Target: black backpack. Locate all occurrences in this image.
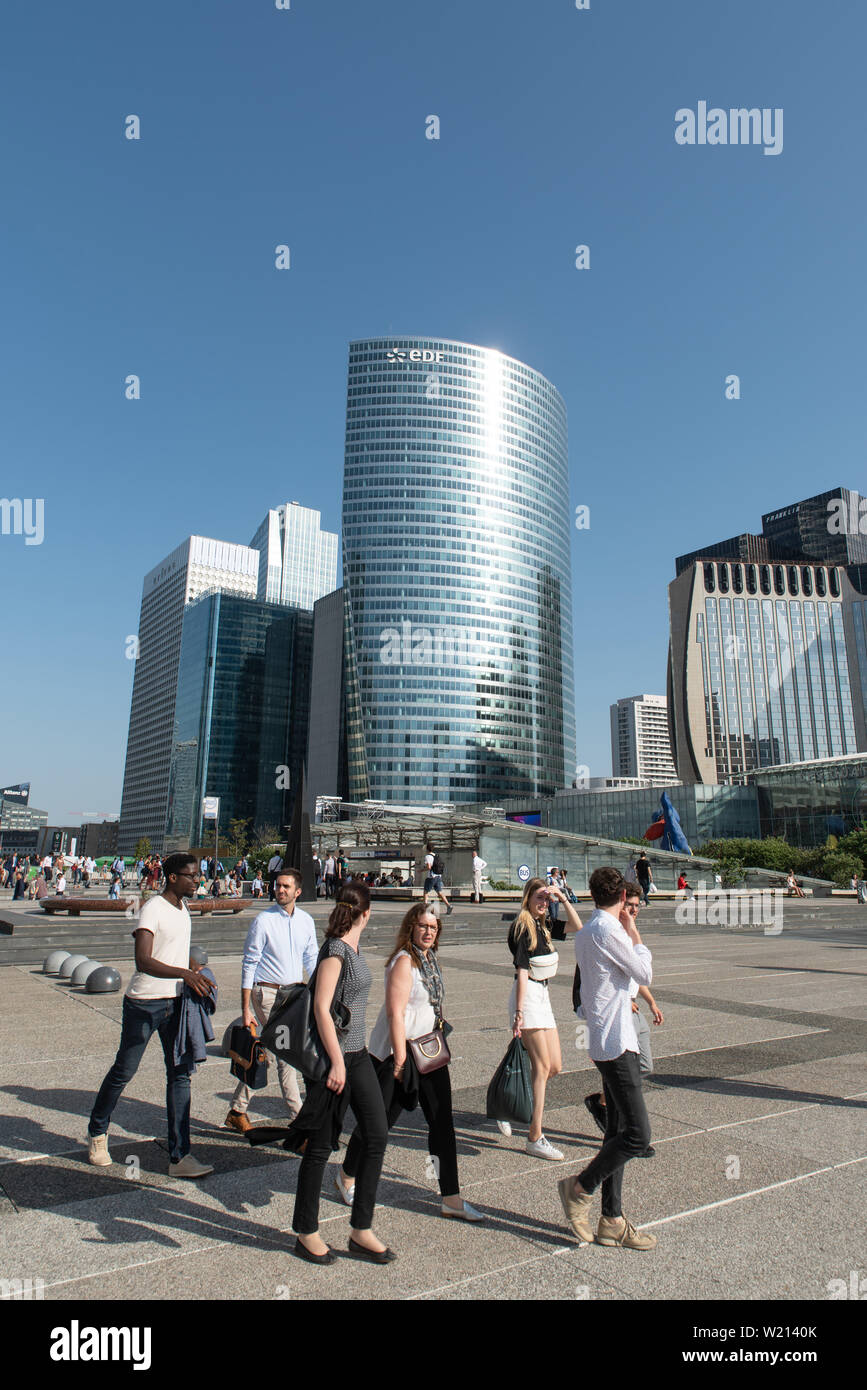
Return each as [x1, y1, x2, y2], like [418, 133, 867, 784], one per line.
[431, 852, 445, 876]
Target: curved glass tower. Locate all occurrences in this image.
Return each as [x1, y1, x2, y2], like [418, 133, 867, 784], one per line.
[342, 336, 576, 804]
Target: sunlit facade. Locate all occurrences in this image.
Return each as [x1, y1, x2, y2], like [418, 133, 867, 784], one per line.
[342, 337, 576, 804]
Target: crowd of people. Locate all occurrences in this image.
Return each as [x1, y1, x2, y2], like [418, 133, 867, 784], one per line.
[83, 848, 670, 1262]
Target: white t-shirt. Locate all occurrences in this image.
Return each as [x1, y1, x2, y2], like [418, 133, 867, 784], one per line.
[424, 854, 434, 870]
[126, 895, 191, 1000]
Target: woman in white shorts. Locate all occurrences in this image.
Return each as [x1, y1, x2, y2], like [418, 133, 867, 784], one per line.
[500, 877, 582, 1160]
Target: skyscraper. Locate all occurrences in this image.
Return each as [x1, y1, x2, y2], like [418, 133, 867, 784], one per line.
[118, 537, 259, 853]
[667, 487, 867, 785]
[164, 593, 313, 850]
[610, 695, 678, 784]
[341, 336, 576, 804]
[249, 502, 338, 611]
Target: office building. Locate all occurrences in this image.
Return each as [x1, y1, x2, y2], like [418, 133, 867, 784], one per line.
[610, 695, 678, 784]
[341, 336, 576, 805]
[164, 593, 313, 850]
[249, 502, 338, 611]
[118, 537, 260, 853]
[306, 588, 350, 810]
[668, 487, 867, 785]
[0, 783, 48, 854]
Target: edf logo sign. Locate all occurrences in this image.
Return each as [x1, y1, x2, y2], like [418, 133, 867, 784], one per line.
[386, 348, 443, 363]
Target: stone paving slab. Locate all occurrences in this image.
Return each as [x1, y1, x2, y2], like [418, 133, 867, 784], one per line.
[1, 921, 865, 1305]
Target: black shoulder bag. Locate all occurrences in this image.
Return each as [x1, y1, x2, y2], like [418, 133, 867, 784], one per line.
[260, 943, 350, 1082]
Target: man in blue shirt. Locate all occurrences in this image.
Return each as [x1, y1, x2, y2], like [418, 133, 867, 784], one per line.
[225, 867, 319, 1134]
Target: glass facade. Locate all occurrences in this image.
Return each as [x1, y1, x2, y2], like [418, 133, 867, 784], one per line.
[753, 754, 867, 845]
[697, 567, 856, 780]
[342, 337, 575, 804]
[165, 593, 312, 848]
[500, 783, 761, 847]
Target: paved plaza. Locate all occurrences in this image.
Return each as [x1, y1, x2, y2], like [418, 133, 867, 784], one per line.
[1, 900, 865, 1303]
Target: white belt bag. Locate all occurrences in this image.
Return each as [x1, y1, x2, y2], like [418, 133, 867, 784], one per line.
[528, 951, 559, 982]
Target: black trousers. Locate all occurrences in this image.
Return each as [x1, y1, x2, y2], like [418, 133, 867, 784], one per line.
[576, 1050, 651, 1218]
[292, 1049, 387, 1236]
[343, 1059, 460, 1198]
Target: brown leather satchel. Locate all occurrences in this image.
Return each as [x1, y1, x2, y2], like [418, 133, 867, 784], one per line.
[407, 1021, 451, 1075]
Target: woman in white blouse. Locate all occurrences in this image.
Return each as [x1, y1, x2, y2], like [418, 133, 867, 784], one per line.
[336, 903, 482, 1222]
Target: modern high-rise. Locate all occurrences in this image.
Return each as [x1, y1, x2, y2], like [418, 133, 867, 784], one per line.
[164, 593, 313, 850]
[610, 695, 678, 784]
[118, 537, 259, 853]
[667, 487, 867, 785]
[249, 502, 338, 611]
[341, 336, 576, 804]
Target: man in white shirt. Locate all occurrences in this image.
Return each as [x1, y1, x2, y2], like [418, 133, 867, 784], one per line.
[87, 852, 215, 1179]
[558, 866, 657, 1251]
[471, 847, 487, 903]
[267, 851, 283, 901]
[225, 867, 319, 1134]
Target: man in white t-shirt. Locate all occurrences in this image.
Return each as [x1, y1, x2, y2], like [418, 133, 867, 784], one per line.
[87, 852, 216, 1178]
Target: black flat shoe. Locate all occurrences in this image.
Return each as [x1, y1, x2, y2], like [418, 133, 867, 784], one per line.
[639, 1146, 656, 1158]
[584, 1093, 607, 1135]
[348, 1237, 397, 1264]
[294, 1238, 335, 1265]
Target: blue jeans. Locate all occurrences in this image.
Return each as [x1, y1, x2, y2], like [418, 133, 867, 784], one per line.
[577, 1050, 651, 1218]
[89, 995, 192, 1163]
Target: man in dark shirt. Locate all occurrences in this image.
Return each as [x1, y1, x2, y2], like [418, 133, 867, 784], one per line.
[635, 852, 653, 905]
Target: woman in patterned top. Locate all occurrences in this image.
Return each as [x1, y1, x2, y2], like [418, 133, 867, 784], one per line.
[291, 883, 393, 1266]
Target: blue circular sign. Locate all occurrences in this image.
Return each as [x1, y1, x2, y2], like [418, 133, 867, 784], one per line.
[517, 864, 531, 882]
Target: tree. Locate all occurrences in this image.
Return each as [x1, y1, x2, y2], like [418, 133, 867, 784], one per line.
[133, 838, 152, 861]
[819, 851, 862, 889]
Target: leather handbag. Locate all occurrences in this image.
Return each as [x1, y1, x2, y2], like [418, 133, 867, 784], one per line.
[259, 948, 349, 1082]
[407, 1020, 451, 1075]
[229, 1023, 269, 1090]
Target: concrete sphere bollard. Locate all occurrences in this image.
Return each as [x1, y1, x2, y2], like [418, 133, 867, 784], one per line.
[189, 946, 209, 967]
[221, 1016, 245, 1056]
[59, 954, 90, 979]
[43, 950, 71, 974]
[86, 967, 121, 994]
[71, 959, 102, 986]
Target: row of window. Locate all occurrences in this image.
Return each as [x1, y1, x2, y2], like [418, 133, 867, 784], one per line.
[703, 561, 841, 599]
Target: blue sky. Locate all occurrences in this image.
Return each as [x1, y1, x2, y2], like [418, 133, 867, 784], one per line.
[2, 0, 865, 822]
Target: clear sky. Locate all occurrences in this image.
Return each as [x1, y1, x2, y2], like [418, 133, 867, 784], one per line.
[2, 1, 865, 822]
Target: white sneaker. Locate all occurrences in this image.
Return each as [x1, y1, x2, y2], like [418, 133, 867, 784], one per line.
[87, 1134, 111, 1167]
[169, 1154, 214, 1179]
[525, 1135, 564, 1161]
[496, 1120, 512, 1137]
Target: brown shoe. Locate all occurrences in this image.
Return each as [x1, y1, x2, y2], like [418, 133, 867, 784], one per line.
[557, 1177, 594, 1244]
[224, 1109, 252, 1134]
[595, 1214, 657, 1250]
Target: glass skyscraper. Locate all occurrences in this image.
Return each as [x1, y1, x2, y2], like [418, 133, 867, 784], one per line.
[164, 593, 313, 849]
[248, 502, 338, 611]
[341, 336, 576, 804]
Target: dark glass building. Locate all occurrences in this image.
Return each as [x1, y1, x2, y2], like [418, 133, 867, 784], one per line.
[164, 593, 312, 849]
[341, 337, 576, 804]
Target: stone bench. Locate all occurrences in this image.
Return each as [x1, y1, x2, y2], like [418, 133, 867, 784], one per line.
[40, 897, 245, 917]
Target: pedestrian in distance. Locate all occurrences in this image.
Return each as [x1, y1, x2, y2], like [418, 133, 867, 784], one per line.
[635, 852, 653, 905]
[500, 876, 582, 1160]
[558, 867, 657, 1251]
[471, 846, 487, 903]
[87, 852, 215, 1179]
[423, 845, 452, 914]
[336, 902, 482, 1222]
